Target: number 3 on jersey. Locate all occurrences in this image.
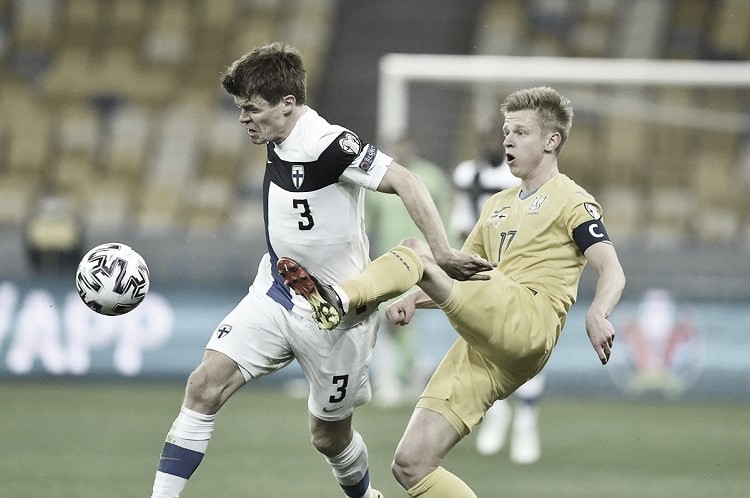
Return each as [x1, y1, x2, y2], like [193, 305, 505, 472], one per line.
[293, 199, 314, 230]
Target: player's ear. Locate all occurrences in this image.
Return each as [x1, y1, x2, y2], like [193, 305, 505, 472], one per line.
[544, 132, 561, 152]
[282, 95, 296, 114]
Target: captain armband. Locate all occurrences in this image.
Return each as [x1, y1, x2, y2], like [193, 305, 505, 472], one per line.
[572, 219, 611, 253]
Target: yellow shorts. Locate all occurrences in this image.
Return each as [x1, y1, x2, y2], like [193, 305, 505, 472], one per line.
[417, 270, 561, 436]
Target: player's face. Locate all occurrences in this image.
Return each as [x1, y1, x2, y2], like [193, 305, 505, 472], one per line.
[502, 110, 551, 178]
[234, 95, 291, 144]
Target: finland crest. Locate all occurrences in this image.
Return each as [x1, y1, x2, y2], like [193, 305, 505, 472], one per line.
[291, 165, 305, 189]
[216, 324, 232, 338]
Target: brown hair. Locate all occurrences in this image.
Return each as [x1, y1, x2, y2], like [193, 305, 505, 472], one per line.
[220, 42, 306, 105]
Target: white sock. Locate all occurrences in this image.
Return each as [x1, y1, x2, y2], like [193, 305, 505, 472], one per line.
[333, 284, 350, 313]
[151, 406, 216, 498]
[325, 431, 372, 498]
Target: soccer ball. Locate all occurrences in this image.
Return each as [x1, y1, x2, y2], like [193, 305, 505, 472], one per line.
[75, 242, 150, 316]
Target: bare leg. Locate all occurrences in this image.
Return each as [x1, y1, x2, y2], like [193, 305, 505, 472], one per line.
[309, 413, 354, 457]
[184, 350, 247, 413]
[392, 407, 461, 489]
[311, 414, 377, 498]
[151, 351, 246, 498]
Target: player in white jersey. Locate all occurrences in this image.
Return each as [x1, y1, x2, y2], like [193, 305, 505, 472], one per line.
[150, 42, 492, 498]
[451, 125, 521, 240]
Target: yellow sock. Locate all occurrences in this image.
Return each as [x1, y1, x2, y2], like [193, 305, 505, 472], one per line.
[406, 466, 476, 498]
[341, 246, 423, 310]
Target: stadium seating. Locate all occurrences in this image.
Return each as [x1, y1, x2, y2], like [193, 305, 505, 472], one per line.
[0, 0, 337, 240]
[0, 0, 748, 255]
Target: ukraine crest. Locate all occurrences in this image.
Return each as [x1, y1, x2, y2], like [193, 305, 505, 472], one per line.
[528, 195, 547, 213]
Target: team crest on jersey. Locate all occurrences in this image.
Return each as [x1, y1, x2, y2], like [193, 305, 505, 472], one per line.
[584, 202, 602, 220]
[338, 132, 361, 155]
[291, 165, 305, 189]
[216, 324, 232, 338]
[527, 195, 547, 213]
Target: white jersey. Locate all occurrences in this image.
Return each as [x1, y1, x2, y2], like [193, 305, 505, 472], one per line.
[206, 106, 390, 419]
[451, 158, 521, 238]
[252, 107, 391, 325]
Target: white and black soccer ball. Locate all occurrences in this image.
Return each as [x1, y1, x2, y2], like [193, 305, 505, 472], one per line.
[75, 242, 150, 316]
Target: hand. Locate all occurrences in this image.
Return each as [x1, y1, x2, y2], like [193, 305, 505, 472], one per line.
[385, 297, 416, 326]
[435, 249, 495, 281]
[585, 312, 616, 365]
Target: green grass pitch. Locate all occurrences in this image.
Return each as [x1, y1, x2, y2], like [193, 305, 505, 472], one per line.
[1, 380, 747, 497]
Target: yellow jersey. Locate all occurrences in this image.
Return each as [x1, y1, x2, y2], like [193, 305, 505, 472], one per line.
[462, 173, 608, 322]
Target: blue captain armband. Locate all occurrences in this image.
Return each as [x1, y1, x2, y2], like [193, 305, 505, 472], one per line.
[572, 219, 610, 253]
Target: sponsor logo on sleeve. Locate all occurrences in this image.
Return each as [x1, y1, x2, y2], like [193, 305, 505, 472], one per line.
[359, 144, 377, 172]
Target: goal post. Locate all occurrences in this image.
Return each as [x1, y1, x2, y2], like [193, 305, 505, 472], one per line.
[377, 54, 750, 145]
[376, 53, 750, 259]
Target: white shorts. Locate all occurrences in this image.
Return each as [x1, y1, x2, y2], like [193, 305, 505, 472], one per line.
[206, 284, 380, 421]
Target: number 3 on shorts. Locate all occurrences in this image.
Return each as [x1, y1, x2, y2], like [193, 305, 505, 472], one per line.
[329, 374, 349, 403]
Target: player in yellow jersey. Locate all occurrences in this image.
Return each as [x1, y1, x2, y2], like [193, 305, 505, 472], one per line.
[279, 86, 626, 497]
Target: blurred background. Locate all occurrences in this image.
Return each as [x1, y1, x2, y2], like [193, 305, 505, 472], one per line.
[0, 0, 749, 402]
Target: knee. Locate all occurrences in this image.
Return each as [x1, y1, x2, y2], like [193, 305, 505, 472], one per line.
[398, 237, 432, 261]
[391, 445, 422, 489]
[310, 424, 351, 457]
[400, 237, 424, 252]
[184, 366, 223, 413]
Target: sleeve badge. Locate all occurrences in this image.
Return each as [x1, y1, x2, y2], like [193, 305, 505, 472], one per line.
[338, 132, 361, 155]
[584, 202, 602, 220]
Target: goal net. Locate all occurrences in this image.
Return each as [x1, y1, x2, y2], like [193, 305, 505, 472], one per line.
[377, 54, 750, 249]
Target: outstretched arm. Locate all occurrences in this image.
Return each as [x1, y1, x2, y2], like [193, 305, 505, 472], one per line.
[377, 161, 493, 280]
[583, 242, 626, 365]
